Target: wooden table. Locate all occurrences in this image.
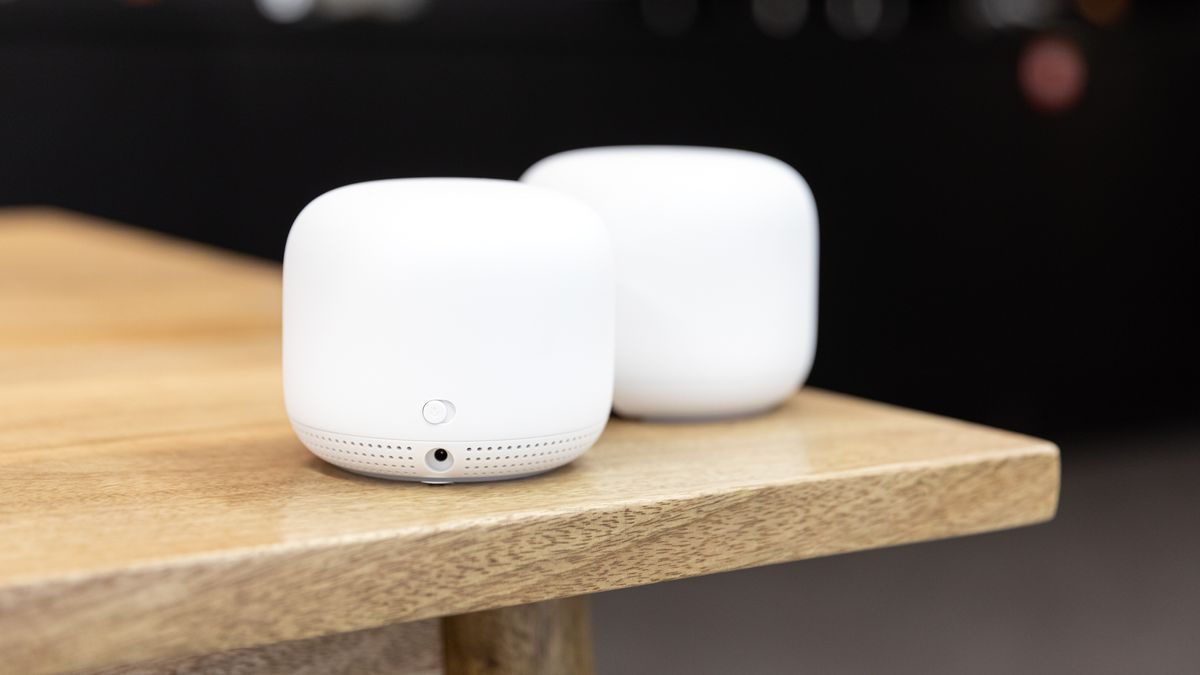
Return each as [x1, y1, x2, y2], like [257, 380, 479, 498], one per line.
[0, 209, 1060, 675]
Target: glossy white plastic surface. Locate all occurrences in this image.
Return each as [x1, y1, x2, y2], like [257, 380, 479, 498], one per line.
[283, 178, 615, 481]
[523, 147, 818, 420]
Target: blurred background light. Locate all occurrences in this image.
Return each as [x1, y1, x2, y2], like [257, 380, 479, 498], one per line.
[826, 0, 906, 40]
[826, 0, 883, 40]
[753, 0, 809, 39]
[255, 0, 430, 23]
[971, 0, 1062, 30]
[1075, 0, 1128, 27]
[256, 0, 315, 23]
[1019, 35, 1087, 113]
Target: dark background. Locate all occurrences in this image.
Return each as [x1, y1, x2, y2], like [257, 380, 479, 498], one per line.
[3, 0, 1197, 440]
[4, 3, 1199, 673]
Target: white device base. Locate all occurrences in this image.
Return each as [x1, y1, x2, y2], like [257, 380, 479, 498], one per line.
[291, 420, 605, 483]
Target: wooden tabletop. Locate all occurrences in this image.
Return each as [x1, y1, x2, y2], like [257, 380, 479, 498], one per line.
[0, 209, 1060, 674]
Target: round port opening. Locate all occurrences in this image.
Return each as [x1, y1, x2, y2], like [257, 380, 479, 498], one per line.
[425, 448, 453, 472]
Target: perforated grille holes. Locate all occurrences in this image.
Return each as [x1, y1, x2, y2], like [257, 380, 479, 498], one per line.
[291, 422, 605, 481]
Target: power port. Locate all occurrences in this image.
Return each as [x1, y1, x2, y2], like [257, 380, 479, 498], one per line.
[425, 448, 453, 472]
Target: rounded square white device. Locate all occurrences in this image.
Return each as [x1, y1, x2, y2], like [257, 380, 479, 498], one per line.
[523, 146, 818, 420]
[283, 178, 615, 483]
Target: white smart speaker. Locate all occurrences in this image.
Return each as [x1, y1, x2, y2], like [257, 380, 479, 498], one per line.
[283, 178, 615, 483]
[522, 146, 818, 420]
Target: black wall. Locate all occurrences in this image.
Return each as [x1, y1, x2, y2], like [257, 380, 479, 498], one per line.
[3, 1, 1197, 439]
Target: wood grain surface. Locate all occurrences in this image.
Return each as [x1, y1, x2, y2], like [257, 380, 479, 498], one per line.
[443, 597, 594, 675]
[87, 620, 441, 675]
[0, 209, 1060, 674]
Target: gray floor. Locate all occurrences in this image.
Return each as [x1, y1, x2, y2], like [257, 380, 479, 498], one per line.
[592, 422, 1200, 674]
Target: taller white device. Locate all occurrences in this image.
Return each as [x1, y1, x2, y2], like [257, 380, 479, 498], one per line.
[523, 146, 818, 420]
[283, 178, 614, 483]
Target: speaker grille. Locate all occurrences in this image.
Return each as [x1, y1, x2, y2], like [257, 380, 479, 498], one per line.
[291, 421, 605, 482]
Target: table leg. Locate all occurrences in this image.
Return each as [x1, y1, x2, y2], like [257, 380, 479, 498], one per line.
[442, 596, 595, 675]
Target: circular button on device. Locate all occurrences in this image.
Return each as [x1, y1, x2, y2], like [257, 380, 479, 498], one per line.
[422, 399, 455, 424]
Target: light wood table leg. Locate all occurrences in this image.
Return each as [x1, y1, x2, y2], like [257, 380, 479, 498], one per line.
[442, 596, 595, 675]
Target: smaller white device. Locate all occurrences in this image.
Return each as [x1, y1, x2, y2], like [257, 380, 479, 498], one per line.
[283, 178, 615, 482]
[523, 146, 818, 420]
